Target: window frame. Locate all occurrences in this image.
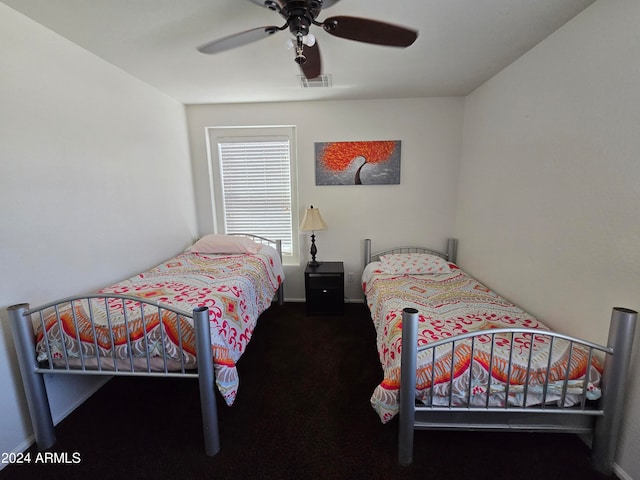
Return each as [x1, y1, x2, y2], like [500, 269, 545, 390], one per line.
[206, 125, 299, 265]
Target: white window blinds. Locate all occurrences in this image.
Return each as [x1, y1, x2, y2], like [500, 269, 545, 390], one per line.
[217, 138, 293, 255]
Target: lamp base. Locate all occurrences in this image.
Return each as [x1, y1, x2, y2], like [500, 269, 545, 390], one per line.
[308, 233, 320, 268]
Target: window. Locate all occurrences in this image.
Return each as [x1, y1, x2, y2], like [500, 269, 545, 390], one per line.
[207, 126, 298, 262]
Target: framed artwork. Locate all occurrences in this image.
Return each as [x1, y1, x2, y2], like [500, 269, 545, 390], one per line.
[315, 140, 401, 185]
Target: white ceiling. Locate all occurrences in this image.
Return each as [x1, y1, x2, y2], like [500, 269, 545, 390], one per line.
[2, 0, 596, 105]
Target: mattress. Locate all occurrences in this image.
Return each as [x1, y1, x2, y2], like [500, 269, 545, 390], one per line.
[34, 244, 284, 406]
[362, 260, 603, 423]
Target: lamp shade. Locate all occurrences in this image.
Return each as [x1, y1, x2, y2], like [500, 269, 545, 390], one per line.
[299, 205, 328, 232]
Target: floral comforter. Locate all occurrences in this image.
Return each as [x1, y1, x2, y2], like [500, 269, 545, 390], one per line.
[362, 262, 602, 423]
[35, 245, 284, 406]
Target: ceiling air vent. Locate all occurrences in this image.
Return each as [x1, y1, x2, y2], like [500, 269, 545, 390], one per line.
[299, 74, 332, 88]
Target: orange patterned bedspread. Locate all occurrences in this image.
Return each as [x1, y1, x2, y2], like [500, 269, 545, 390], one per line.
[35, 247, 284, 406]
[362, 262, 602, 423]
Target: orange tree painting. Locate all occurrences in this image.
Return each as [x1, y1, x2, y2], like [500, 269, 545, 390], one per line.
[315, 140, 401, 185]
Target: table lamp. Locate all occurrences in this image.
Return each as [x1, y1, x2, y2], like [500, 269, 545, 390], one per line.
[299, 205, 328, 267]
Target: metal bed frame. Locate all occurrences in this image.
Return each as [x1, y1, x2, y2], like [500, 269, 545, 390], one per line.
[363, 238, 636, 475]
[7, 234, 284, 457]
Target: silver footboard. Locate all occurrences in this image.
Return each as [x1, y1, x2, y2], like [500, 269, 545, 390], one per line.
[398, 307, 637, 475]
[8, 296, 220, 457]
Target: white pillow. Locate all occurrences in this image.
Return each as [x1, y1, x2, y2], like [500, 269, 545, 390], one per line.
[379, 253, 451, 275]
[190, 234, 261, 254]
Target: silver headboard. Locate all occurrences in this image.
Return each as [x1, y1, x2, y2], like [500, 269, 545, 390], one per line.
[364, 238, 458, 266]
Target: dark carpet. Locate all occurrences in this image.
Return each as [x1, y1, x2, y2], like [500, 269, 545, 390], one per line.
[2, 302, 617, 480]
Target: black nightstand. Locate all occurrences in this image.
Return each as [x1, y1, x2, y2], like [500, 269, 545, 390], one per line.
[304, 262, 344, 316]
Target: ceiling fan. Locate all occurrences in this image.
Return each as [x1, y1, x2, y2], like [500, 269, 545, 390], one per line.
[197, 0, 418, 80]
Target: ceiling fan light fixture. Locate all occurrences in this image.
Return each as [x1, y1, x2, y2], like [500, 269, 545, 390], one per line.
[304, 33, 316, 47]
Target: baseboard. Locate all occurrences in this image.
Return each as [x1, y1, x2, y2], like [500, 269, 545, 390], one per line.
[0, 435, 34, 472]
[613, 462, 631, 480]
[283, 297, 365, 304]
[345, 298, 365, 304]
[0, 376, 111, 471]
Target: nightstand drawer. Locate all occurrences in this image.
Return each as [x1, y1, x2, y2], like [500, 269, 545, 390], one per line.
[307, 286, 341, 301]
[308, 273, 342, 290]
[306, 290, 343, 315]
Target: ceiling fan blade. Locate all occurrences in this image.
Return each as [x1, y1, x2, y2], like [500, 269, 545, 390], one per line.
[299, 42, 322, 79]
[197, 26, 281, 54]
[322, 16, 418, 47]
[319, 0, 341, 8]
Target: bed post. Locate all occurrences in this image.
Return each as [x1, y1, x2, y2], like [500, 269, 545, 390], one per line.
[192, 306, 221, 456]
[364, 238, 372, 266]
[447, 238, 458, 264]
[591, 307, 637, 474]
[275, 240, 284, 305]
[398, 307, 419, 466]
[7, 304, 56, 450]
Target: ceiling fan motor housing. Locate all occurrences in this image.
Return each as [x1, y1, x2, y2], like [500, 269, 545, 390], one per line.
[290, 15, 312, 36]
[281, 1, 321, 36]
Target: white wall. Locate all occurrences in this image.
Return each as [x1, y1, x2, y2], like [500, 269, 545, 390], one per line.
[457, 1, 640, 477]
[0, 4, 197, 462]
[186, 97, 464, 301]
